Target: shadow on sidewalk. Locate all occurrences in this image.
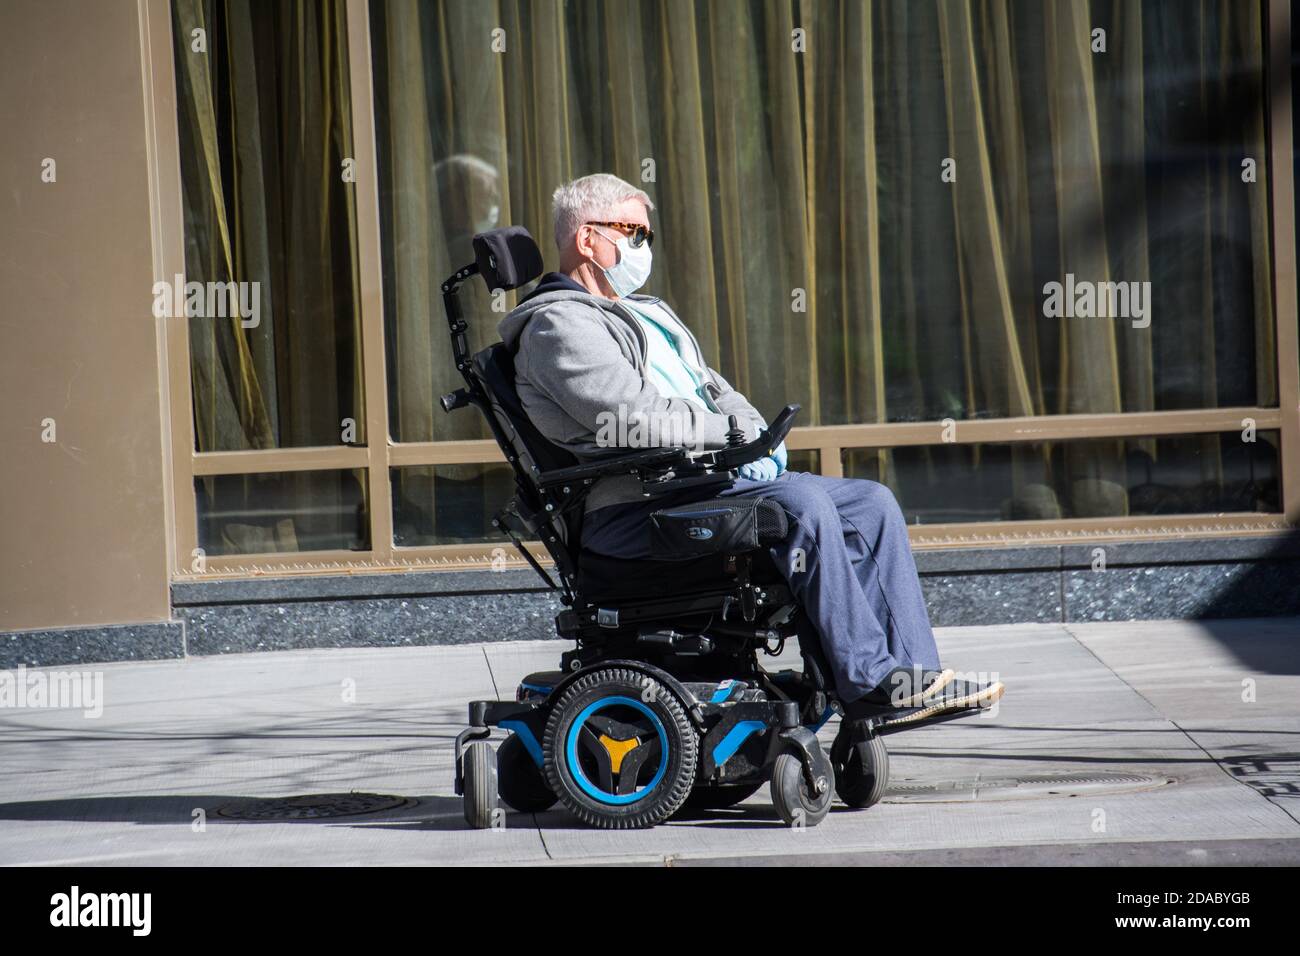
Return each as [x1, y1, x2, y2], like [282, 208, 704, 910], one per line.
[1187, 528, 1300, 676]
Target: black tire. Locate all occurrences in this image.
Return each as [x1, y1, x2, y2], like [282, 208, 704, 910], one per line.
[770, 751, 833, 828]
[543, 667, 697, 829]
[462, 740, 498, 829]
[683, 780, 764, 811]
[831, 725, 890, 809]
[497, 732, 557, 813]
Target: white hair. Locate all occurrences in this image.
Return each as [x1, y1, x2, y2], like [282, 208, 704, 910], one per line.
[432, 153, 498, 183]
[551, 173, 654, 252]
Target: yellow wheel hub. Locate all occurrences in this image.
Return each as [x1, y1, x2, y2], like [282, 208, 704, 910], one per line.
[597, 733, 641, 774]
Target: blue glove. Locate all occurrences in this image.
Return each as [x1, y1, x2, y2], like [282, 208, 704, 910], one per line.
[771, 440, 788, 476]
[738, 456, 779, 482]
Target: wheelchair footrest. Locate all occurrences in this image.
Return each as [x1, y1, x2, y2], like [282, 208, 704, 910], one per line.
[467, 699, 540, 728]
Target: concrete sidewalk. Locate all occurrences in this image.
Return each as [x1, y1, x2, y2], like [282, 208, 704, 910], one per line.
[1, 618, 1298, 866]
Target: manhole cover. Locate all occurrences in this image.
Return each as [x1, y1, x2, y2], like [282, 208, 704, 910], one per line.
[885, 771, 1171, 803]
[215, 793, 416, 820]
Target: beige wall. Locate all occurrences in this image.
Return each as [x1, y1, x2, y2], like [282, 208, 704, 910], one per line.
[0, 0, 172, 630]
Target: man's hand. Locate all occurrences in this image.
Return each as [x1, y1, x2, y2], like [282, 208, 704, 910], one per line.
[739, 456, 777, 481]
[737, 441, 788, 481]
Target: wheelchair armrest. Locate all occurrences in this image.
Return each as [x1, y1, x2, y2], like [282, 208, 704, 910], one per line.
[709, 403, 801, 472]
[535, 446, 690, 489]
[640, 469, 734, 498]
[535, 404, 799, 494]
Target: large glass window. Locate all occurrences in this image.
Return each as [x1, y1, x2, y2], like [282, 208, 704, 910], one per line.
[391, 464, 514, 546]
[165, 0, 1291, 568]
[196, 470, 370, 556]
[843, 432, 1280, 524]
[172, 0, 364, 452]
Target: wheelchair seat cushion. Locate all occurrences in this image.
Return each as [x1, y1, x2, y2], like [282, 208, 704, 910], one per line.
[648, 495, 788, 558]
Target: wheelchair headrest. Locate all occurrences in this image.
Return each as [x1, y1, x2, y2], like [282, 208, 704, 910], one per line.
[472, 226, 544, 291]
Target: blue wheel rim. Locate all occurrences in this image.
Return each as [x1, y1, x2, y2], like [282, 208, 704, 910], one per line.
[564, 695, 669, 805]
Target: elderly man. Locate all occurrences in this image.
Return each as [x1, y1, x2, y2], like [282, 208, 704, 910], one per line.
[498, 173, 1002, 718]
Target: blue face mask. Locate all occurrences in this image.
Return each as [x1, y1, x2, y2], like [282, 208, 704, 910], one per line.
[591, 227, 652, 298]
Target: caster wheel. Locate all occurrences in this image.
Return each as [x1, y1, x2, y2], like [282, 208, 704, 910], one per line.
[498, 732, 557, 813]
[770, 751, 833, 828]
[831, 725, 890, 809]
[682, 780, 764, 811]
[543, 667, 697, 829]
[462, 740, 498, 829]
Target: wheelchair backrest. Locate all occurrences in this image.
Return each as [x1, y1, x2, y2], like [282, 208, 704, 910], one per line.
[473, 342, 576, 476]
[442, 225, 587, 571]
[471, 342, 583, 555]
[463, 225, 582, 558]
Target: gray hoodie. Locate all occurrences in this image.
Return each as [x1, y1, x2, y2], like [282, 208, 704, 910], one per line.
[497, 284, 768, 513]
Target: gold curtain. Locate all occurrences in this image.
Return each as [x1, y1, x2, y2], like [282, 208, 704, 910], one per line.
[373, 0, 1274, 533]
[173, 0, 366, 554]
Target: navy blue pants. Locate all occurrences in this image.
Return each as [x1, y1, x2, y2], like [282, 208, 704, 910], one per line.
[580, 471, 942, 702]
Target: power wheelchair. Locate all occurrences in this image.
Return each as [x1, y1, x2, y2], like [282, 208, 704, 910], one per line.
[447, 227, 965, 829]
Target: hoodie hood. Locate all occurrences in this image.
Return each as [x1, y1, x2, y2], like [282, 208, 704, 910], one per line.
[499, 272, 635, 351]
[521, 270, 587, 303]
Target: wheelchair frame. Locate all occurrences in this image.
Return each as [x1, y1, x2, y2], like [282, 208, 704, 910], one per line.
[443, 227, 945, 829]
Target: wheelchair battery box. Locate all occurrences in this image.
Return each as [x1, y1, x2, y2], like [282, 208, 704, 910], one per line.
[648, 496, 786, 557]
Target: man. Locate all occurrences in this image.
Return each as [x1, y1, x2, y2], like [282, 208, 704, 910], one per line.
[498, 173, 1003, 718]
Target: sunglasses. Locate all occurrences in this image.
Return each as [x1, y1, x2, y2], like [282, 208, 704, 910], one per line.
[586, 220, 655, 248]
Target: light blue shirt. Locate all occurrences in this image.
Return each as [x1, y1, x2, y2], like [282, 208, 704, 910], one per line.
[622, 299, 786, 477]
[622, 300, 719, 413]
